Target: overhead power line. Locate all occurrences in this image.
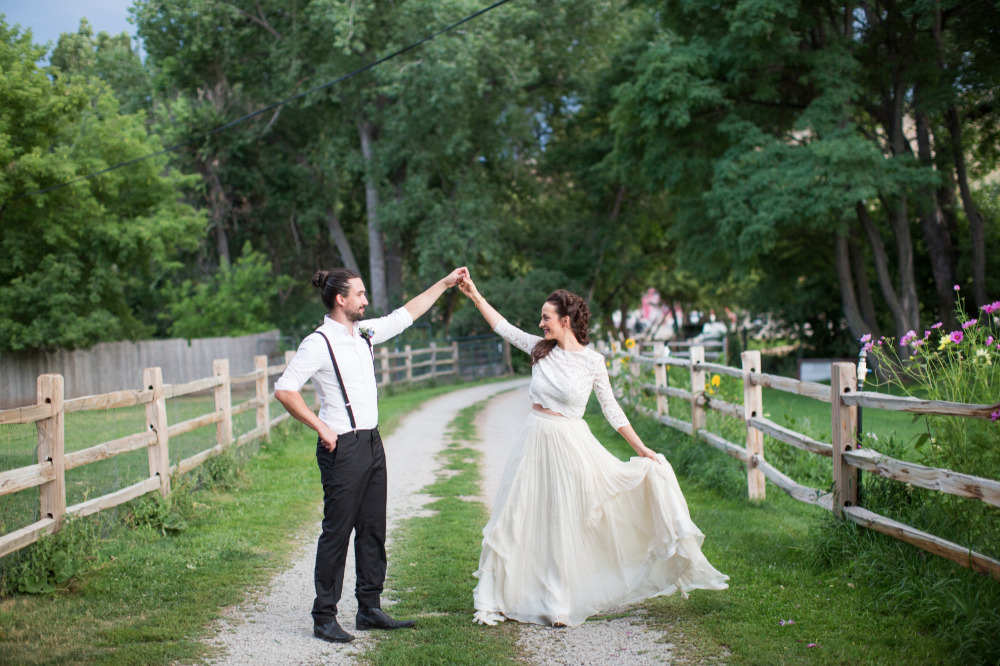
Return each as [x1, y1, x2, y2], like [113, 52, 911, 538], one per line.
[13, 0, 514, 201]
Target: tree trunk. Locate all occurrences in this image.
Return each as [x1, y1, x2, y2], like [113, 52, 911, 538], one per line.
[358, 118, 388, 314]
[206, 164, 231, 267]
[849, 234, 879, 335]
[856, 203, 904, 327]
[946, 105, 987, 307]
[914, 109, 957, 326]
[887, 197, 920, 349]
[834, 233, 872, 340]
[324, 206, 360, 275]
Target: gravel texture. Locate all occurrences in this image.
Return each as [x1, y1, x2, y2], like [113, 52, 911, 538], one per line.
[201, 377, 676, 664]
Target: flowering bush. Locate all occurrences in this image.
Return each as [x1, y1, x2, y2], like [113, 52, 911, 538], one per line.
[862, 291, 1000, 480]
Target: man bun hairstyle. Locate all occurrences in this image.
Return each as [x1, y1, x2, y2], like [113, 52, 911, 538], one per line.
[530, 289, 591, 365]
[313, 268, 361, 311]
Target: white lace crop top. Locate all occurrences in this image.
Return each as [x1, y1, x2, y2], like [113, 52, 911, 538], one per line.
[494, 319, 630, 430]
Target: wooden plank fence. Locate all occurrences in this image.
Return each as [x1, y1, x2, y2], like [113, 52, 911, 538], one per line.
[599, 342, 1000, 581]
[0, 342, 463, 560]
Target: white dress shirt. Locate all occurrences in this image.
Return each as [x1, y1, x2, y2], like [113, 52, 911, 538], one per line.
[274, 308, 413, 434]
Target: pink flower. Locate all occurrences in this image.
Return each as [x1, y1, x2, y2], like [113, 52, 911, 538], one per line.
[954, 284, 961, 291]
[807, 644, 820, 648]
[932, 322, 943, 329]
[988, 336, 994, 345]
[860, 333, 871, 343]
[924, 330, 932, 338]
[982, 301, 1000, 314]
[962, 319, 978, 329]
[950, 331, 964, 344]
[991, 409, 1000, 422]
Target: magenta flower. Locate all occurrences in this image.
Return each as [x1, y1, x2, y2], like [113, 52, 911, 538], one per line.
[992, 409, 1000, 422]
[962, 319, 978, 329]
[950, 331, 964, 344]
[932, 322, 943, 329]
[954, 284, 961, 291]
[982, 301, 1000, 314]
[860, 333, 871, 344]
[988, 336, 994, 346]
[924, 330, 932, 338]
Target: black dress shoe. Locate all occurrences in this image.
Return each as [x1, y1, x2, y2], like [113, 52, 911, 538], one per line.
[356, 606, 416, 630]
[314, 618, 354, 643]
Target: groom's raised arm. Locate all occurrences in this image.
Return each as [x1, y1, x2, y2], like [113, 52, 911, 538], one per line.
[402, 267, 468, 320]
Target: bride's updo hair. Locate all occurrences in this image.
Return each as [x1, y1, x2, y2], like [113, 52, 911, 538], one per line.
[313, 268, 361, 311]
[530, 289, 591, 365]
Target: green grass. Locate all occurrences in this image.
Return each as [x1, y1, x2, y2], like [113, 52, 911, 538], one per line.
[0, 378, 500, 665]
[361, 401, 520, 665]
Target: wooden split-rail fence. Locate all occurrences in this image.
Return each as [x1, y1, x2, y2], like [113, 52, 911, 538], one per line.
[0, 342, 460, 560]
[599, 341, 1000, 581]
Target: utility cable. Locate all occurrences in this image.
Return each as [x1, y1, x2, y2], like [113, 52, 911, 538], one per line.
[12, 0, 514, 201]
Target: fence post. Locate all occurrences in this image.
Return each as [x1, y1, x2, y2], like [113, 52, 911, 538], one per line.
[628, 342, 640, 402]
[741, 351, 765, 501]
[254, 355, 270, 441]
[214, 359, 233, 448]
[831, 361, 859, 517]
[690, 346, 706, 432]
[429, 342, 438, 379]
[405, 344, 413, 382]
[380, 347, 390, 385]
[451, 341, 460, 378]
[36, 374, 65, 527]
[503, 340, 512, 374]
[143, 367, 171, 496]
[653, 341, 668, 417]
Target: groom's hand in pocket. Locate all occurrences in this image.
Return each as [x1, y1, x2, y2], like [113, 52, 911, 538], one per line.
[318, 424, 339, 452]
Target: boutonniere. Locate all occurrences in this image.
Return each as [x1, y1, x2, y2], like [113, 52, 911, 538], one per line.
[359, 325, 374, 342]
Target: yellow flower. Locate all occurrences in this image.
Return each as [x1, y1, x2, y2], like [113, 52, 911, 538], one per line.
[625, 338, 637, 349]
[938, 337, 950, 351]
[711, 375, 721, 388]
[619, 357, 629, 365]
[606, 360, 612, 368]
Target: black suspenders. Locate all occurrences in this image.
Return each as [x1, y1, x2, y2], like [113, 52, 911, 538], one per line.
[316, 330, 374, 433]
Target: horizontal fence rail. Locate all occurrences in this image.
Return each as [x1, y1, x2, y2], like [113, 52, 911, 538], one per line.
[598, 340, 1000, 582]
[0, 340, 495, 560]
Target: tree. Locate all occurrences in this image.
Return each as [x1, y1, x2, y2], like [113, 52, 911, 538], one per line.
[0, 20, 205, 352]
[608, 0, 1000, 348]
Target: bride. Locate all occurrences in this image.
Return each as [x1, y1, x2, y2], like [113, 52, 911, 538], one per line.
[458, 277, 728, 627]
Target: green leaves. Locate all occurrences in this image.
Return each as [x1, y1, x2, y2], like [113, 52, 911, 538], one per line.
[165, 243, 293, 339]
[0, 19, 204, 352]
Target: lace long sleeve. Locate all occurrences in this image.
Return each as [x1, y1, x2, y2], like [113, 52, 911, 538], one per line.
[493, 319, 542, 355]
[592, 357, 630, 430]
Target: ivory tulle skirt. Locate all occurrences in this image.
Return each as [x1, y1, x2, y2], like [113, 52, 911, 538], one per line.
[473, 411, 728, 627]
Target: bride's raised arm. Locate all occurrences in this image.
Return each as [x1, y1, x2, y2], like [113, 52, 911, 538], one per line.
[459, 276, 504, 330]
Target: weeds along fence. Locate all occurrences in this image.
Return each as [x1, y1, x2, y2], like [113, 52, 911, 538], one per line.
[0, 340, 481, 560]
[599, 341, 1000, 582]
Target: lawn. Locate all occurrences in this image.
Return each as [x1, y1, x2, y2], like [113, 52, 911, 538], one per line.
[0, 378, 502, 665]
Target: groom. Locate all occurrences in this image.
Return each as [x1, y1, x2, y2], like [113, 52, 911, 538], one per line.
[275, 265, 468, 643]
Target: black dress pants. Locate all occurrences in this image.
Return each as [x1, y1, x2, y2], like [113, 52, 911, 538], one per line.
[312, 427, 387, 624]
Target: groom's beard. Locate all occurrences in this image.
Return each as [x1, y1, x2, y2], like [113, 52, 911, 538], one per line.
[346, 305, 365, 322]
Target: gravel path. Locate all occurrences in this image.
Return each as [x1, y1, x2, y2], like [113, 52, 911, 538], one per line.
[202, 378, 676, 665]
[474, 387, 676, 665]
[202, 378, 529, 665]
